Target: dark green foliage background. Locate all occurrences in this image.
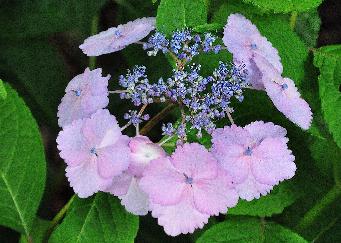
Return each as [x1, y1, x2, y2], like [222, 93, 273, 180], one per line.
[0, 0, 340, 242]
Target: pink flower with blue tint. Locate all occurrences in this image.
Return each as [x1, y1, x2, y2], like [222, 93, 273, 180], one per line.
[211, 121, 296, 201]
[57, 109, 130, 198]
[80, 17, 156, 56]
[140, 143, 238, 236]
[223, 14, 282, 89]
[105, 136, 166, 215]
[57, 68, 110, 127]
[128, 136, 166, 177]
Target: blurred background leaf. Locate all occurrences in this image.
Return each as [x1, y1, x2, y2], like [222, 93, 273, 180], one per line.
[0, 0, 108, 40]
[0, 41, 70, 127]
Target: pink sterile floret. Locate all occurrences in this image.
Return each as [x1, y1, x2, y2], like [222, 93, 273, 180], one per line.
[56, 109, 131, 198]
[80, 17, 156, 56]
[211, 121, 296, 201]
[139, 143, 238, 236]
[254, 56, 313, 130]
[105, 173, 150, 216]
[57, 68, 110, 128]
[223, 13, 282, 89]
[104, 136, 166, 215]
[128, 135, 166, 177]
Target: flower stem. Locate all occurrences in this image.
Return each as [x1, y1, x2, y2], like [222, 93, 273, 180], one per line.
[138, 104, 148, 116]
[121, 122, 131, 131]
[135, 41, 145, 45]
[89, 15, 99, 69]
[226, 111, 235, 125]
[109, 90, 127, 94]
[43, 195, 76, 242]
[140, 104, 176, 135]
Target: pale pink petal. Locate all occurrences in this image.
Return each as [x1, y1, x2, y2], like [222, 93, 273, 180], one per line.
[171, 143, 218, 180]
[251, 138, 296, 185]
[80, 94, 109, 116]
[215, 150, 250, 184]
[234, 175, 273, 201]
[211, 125, 251, 147]
[82, 109, 121, 146]
[128, 136, 166, 177]
[254, 56, 313, 130]
[104, 173, 133, 196]
[80, 17, 156, 56]
[251, 35, 283, 74]
[245, 120, 287, 143]
[150, 191, 210, 236]
[97, 136, 131, 178]
[264, 77, 312, 130]
[223, 13, 259, 61]
[139, 157, 186, 205]
[57, 119, 90, 166]
[66, 161, 112, 198]
[193, 170, 238, 215]
[119, 177, 150, 216]
[211, 126, 251, 183]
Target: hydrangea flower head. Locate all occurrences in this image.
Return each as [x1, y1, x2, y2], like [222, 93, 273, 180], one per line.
[211, 121, 296, 201]
[223, 14, 282, 73]
[140, 143, 238, 236]
[57, 68, 110, 127]
[254, 56, 313, 129]
[57, 109, 131, 198]
[80, 17, 156, 56]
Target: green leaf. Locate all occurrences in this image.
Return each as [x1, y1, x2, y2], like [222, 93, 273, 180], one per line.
[313, 45, 341, 148]
[49, 193, 139, 243]
[0, 40, 69, 126]
[19, 218, 50, 243]
[295, 9, 321, 48]
[197, 217, 308, 243]
[0, 0, 107, 39]
[193, 23, 225, 33]
[229, 182, 298, 217]
[242, 0, 323, 13]
[0, 79, 6, 99]
[308, 136, 341, 179]
[0, 84, 46, 236]
[295, 54, 328, 139]
[212, 2, 308, 85]
[314, 217, 341, 243]
[156, 0, 208, 35]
